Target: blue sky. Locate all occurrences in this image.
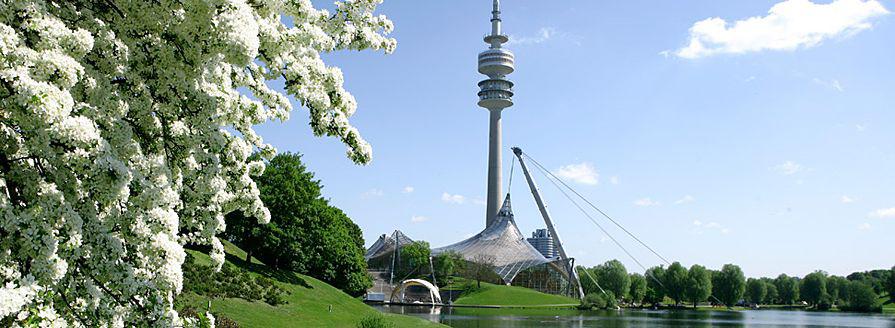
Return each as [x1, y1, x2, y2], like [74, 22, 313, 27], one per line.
[256, 0, 895, 278]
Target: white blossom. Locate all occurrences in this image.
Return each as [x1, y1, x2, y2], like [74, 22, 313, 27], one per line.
[0, 0, 394, 325]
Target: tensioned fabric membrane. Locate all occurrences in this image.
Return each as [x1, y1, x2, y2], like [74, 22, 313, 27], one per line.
[432, 194, 555, 284]
[365, 230, 415, 262]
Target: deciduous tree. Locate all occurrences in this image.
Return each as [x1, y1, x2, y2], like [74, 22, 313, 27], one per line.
[644, 266, 667, 306]
[713, 264, 746, 307]
[398, 241, 431, 278]
[433, 251, 463, 287]
[629, 273, 648, 305]
[746, 278, 767, 305]
[664, 262, 688, 305]
[0, 0, 394, 324]
[801, 271, 828, 306]
[224, 153, 372, 296]
[577, 266, 601, 296]
[763, 279, 779, 305]
[844, 281, 880, 312]
[775, 274, 800, 305]
[827, 275, 849, 305]
[466, 254, 496, 288]
[686, 264, 712, 308]
[594, 259, 630, 301]
[886, 265, 895, 303]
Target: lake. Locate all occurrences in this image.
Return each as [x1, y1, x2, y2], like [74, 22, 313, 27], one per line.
[372, 305, 895, 327]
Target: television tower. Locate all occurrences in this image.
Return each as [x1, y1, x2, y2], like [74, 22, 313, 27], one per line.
[478, 0, 515, 228]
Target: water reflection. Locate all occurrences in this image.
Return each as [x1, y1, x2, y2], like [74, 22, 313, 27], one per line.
[372, 304, 895, 328]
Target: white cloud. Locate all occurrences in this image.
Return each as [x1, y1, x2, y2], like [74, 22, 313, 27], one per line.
[675, 195, 696, 205]
[693, 220, 730, 234]
[554, 162, 599, 185]
[857, 222, 871, 230]
[813, 78, 844, 92]
[633, 198, 660, 207]
[441, 192, 466, 205]
[841, 195, 855, 203]
[869, 207, 895, 218]
[361, 189, 384, 198]
[402, 186, 414, 193]
[610, 176, 620, 185]
[855, 123, 867, 132]
[672, 0, 889, 59]
[507, 27, 582, 47]
[507, 27, 556, 46]
[410, 215, 429, 223]
[773, 161, 804, 175]
[472, 198, 487, 206]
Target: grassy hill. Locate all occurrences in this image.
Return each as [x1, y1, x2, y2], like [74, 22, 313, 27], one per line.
[452, 282, 579, 307]
[177, 241, 446, 328]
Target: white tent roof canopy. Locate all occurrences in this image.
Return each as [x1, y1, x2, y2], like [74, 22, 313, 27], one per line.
[432, 194, 550, 284]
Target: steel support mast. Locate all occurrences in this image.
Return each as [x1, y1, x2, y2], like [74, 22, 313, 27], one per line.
[512, 147, 585, 300]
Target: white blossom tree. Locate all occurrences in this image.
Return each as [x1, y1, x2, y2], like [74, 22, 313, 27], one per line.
[0, 0, 395, 326]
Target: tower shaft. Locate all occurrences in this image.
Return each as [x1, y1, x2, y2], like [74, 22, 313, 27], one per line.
[478, 0, 515, 228]
[486, 109, 502, 228]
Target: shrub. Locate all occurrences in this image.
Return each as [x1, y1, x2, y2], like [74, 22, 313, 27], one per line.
[356, 313, 395, 328]
[815, 294, 833, 311]
[579, 291, 618, 310]
[181, 253, 288, 305]
[459, 281, 482, 297]
[215, 315, 240, 328]
[179, 307, 238, 328]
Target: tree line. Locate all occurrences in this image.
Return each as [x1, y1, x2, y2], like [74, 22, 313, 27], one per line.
[578, 260, 895, 312]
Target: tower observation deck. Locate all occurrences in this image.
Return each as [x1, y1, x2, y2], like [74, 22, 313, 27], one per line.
[480, 0, 515, 228]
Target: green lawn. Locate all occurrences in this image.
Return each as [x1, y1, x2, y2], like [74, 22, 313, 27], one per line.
[452, 282, 579, 307]
[178, 242, 446, 328]
[882, 300, 894, 315]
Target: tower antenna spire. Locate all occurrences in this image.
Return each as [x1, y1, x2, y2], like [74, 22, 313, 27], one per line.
[491, 0, 502, 41]
[478, 0, 515, 228]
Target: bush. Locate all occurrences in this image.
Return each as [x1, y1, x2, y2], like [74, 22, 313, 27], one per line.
[579, 291, 618, 310]
[815, 294, 833, 311]
[181, 253, 288, 305]
[179, 307, 238, 328]
[459, 281, 482, 297]
[215, 315, 239, 328]
[356, 313, 395, 328]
